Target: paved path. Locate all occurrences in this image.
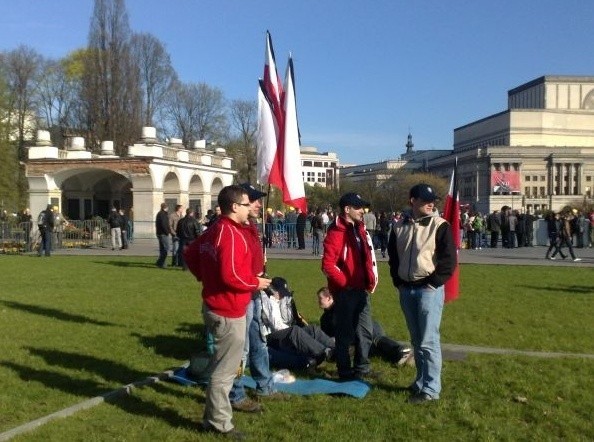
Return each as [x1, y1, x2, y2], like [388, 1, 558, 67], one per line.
[53, 238, 594, 267]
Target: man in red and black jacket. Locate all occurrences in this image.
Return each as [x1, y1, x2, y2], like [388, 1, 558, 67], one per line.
[322, 192, 378, 381]
[192, 185, 271, 439]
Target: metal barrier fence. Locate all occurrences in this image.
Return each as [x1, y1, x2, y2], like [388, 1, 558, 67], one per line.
[0, 220, 117, 254]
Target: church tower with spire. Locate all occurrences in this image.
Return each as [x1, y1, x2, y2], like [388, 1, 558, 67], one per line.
[405, 132, 414, 154]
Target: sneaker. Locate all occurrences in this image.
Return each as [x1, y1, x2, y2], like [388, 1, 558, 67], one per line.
[573, 258, 582, 262]
[200, 425, 247, 440]
[396, 348, 414, 367]
[547, 256, 556, 260]
[231, 398, 263, 413]
[408, 392, 437, 404]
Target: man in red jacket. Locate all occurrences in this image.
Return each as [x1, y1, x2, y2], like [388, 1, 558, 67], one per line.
[322, 192, 378, 380]
[195, 185, 271, 439]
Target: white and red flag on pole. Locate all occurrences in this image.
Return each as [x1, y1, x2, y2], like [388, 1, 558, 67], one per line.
[277, 56, 307, 213]
[256, 32, 307, 213]
[442, 158, 460, 302]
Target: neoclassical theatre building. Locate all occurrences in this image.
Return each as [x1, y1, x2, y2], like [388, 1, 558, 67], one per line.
[25, 127, 236, 238]
[431, 75, 594, 213]
[343, 75, 594, 213]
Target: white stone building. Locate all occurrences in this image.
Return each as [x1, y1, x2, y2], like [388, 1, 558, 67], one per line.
[25, 127, 236, 238]
[299, 146, 340, 189]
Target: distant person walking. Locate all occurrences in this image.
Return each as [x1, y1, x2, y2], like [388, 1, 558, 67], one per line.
[155, 203, 170, 268]
[37, 204, 54, 257]
[107, 207, 123, 251]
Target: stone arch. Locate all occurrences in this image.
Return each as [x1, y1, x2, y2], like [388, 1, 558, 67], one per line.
[56, 167, 132, 219]
[582, 89, 594, 109]
[163, 171, 181, 208]
[188, 174, 205, 218]
[210, 177, 225, 210]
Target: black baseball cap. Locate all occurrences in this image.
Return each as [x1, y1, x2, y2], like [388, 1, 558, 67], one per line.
[409, 183, 439, 202]
[239, 183, 267, 202]
[339, 192, 369, 209]
[270, 277, 292, 298]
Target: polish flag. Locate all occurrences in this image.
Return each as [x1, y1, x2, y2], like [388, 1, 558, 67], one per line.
[442, 159, 460, 302]
[256, 80, 278, 184]
[277, 56, 307, 213]
[256, 32, 307, 213]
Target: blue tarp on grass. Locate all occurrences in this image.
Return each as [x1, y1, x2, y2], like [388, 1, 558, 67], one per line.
[170, 367, 370, 399]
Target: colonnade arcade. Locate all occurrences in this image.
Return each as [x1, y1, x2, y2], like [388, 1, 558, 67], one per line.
[25, 128, 236, 238]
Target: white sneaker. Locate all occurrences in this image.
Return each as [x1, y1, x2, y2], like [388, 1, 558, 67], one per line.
[548, 256, 556, 260]
[573, 258, 582, 262]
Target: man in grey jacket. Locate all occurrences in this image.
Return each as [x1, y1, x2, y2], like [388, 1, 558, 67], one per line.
[387, 183, 456, 404]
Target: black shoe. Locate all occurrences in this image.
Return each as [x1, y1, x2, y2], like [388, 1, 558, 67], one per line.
[408, 392, 437, 404]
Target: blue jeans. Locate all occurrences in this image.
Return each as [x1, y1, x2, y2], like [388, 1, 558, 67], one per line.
[399, 284, 444, 398]
[229, 297, 274, 404]
[334, 289, 373, 377]
[171, 237, 179, 266]
[38, 228, 52, 256]
[156, 234, 170, 267]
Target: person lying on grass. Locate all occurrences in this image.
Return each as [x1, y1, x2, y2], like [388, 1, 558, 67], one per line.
[260, 277, 335, 369]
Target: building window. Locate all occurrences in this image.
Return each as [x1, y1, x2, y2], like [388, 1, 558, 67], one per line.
[540, 187, 545, 197]
[303, 161, 312, 167]
[524, 186, 530, 196]
[540, 176, 546, 181]
[314, 161, 323, 167]
[586, 176, 592, 182]
[526, 176, 531, 182]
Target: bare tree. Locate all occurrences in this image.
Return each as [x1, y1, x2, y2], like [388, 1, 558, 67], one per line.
[36, 57, 82, 146]
[161, 81, 228, 148]
[130, 32, 176, 126]
[2, 45, 42, 160]
[83, 0, 142, 154]
[228, 99, 257, 182]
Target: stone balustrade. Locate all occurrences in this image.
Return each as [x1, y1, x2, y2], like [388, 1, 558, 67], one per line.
[28, 127, 232, 169]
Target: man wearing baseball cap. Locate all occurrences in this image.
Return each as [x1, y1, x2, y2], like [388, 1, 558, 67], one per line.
[387, 183, 456, 404]
[322, 192, 378, 381]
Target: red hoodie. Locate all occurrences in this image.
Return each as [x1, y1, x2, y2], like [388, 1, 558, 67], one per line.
[194, 216, 260, 318]
[322, 215, 378, 295]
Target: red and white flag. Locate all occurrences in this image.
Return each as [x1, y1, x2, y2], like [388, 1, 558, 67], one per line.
[442, 158, 460, 302]
[277, 56, 306, 213]
[256, 80, 278, 184]
[256, 32, 307, 213]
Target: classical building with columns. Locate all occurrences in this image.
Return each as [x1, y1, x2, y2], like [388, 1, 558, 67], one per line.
[341, 76, 594, 213]
[25, 127, 236, 238]
[430, 75, 594, 213]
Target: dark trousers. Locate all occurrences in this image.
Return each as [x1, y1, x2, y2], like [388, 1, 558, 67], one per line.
[334, 289, 373, 377]
[267, 324, 333, 361]
[38, 228, 51, 256]
[490, 231, 499, 248]
[297, 227, 305, 249]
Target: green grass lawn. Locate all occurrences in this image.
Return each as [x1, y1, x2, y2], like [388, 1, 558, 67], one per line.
[0, 256, 592, 441]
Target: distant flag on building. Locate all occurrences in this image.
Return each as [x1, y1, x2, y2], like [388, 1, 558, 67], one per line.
[256, 32, 307, 213]
[443, 158, 460, 302]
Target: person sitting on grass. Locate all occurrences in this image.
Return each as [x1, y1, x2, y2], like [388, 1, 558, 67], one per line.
[317, 287, 413, 366]
[260, 277, 335, 369]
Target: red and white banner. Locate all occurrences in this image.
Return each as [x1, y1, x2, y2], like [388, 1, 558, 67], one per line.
[442, 160, 460, 302]
[256, 32, 307, 213]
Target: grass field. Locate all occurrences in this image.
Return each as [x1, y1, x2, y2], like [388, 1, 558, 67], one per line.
[0, 256, 592, 441]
